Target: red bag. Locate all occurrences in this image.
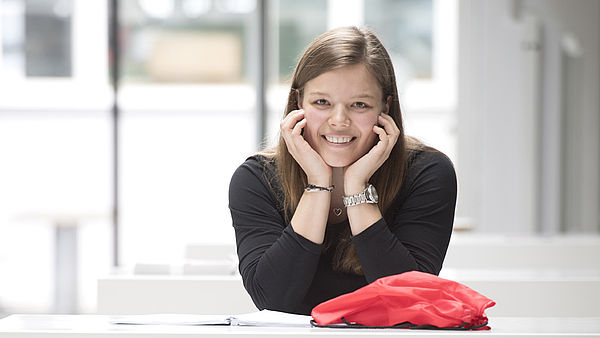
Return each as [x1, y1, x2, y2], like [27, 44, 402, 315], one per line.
[311, 271, 495, 330]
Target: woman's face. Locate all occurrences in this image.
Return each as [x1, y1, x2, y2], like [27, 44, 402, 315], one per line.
[299, 64, 389, 168]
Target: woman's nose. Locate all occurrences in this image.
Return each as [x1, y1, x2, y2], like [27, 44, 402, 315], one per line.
[328, 104, 350, 127]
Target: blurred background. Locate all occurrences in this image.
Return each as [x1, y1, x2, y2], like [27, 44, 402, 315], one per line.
[0, 0, 598, 316]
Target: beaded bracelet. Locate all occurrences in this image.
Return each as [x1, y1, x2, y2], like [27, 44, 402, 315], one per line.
[304, 184, 335, 192]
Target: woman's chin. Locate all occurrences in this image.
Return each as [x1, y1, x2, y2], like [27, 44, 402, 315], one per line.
[323, 156, 354, 168]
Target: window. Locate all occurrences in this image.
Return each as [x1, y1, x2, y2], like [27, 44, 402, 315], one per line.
[365, 0, 433, 81]
[120, 0, 255, 84]
[117, 0, 259, 269]
[0, 0, 455, 314]
[0, 0, 111, 314]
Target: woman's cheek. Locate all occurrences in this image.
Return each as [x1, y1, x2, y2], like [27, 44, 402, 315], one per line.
[355, 114, 378, 132]
[302, 109, 320, 146]
[361, 114, 380, 145]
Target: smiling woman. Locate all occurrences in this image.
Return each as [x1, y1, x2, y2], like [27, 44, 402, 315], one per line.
[228, 26, 457, 315]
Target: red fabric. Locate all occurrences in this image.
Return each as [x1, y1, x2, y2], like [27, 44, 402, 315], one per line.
[311, 271, 495, 330]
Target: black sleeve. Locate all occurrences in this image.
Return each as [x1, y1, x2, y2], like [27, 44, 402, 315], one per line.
[229, 158, 322, 313]
[352, 151, 457, 283]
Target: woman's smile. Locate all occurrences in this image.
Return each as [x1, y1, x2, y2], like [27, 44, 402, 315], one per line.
[323, 135, 356, 145]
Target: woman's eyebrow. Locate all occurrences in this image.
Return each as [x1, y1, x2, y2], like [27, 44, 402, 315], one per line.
[307, 91, 376, 99]
[306, 91, 330, 97]
[352, 93, 376, 99]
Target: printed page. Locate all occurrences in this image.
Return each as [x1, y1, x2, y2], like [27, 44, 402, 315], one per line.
[110, 314, 230, 326]
[230, 310, 313, 327]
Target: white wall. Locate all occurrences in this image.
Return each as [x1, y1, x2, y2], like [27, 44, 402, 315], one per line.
[457, 0, 540, 233]
[456, 0, 600, 233]
[521, 0, 600, 233]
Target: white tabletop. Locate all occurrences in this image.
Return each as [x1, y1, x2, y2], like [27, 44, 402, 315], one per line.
[0, 315, 599, 337]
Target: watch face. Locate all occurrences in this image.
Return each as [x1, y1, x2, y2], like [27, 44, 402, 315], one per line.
[367, 184, 378, 203]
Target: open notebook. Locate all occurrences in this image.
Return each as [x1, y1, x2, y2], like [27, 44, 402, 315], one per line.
[110, 310, 312, 327]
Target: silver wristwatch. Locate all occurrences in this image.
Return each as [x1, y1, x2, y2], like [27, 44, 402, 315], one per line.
[342, 184, 379, 207]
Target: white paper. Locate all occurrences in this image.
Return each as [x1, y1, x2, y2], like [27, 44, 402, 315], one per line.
[110, 310, 312, 327]
[231, 310, 312, 327]
[110, 314, 230, 326]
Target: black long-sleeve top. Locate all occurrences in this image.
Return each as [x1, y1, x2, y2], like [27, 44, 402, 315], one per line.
[228, 149, 457, 315]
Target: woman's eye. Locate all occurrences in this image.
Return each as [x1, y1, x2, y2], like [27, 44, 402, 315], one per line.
[353, 102, 369, 109]
[314, 99, 328, 106]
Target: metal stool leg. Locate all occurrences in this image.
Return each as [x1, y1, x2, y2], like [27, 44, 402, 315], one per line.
[54, 222, 78, 314]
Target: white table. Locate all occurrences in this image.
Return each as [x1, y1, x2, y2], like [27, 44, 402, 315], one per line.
[0, 315, 599, 337]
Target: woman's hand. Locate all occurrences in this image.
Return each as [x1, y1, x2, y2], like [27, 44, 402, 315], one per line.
[344, 114, 400, 193]
[280, 109, 332, 185]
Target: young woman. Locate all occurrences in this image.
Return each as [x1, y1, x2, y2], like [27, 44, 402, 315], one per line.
[229, 26, 457, 315]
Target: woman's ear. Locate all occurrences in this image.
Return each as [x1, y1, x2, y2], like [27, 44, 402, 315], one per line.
[382, 95, 392, 114]
[296, 89, 303, 109]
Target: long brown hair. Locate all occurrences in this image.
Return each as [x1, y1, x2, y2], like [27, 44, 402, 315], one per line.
[262, 26, 419, 274]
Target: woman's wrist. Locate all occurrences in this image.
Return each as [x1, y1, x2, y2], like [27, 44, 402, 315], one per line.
[307, 174, 332, 187]
[305, 184, 334, 192]
[344, 180, 368, 195]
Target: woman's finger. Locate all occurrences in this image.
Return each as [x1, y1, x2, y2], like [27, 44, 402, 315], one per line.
[281, 109, 305, 132]
[291, 118, 306, 136]
[378, 114, 399, 136]
[282, 115, 311, 161]
[377, 115, 400, 153]
[372, 125, 388, 154]
[375, 124, 399, 162]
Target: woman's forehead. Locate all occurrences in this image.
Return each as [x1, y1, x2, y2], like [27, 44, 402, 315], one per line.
[304, 64, 382, 98]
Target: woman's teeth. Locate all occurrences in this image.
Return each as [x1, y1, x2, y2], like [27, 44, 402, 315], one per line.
[325, 136, 353, 144]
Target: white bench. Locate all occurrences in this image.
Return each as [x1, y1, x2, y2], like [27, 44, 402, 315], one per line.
[97, 275, 256, 315]
[441, 268, 600, 317]
[444, 234, 600, 270]
[184, 243, 237, 261]
[97, 269, 600, 317]
[98, 237, 600, 316]
[184, 236, 600, 271]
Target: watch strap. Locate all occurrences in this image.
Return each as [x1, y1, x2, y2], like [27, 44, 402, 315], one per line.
[342, 184, 376, 207]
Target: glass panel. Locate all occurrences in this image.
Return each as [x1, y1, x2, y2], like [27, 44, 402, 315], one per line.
[1, 0, 73, 77]
[365, 0, 433, 81]
[274, 0, 327, 83]
[119, 0, 256, 84]
[264, 0, 327, 145]
[117, 0, 258, 267]
[560, 49, 585, 232]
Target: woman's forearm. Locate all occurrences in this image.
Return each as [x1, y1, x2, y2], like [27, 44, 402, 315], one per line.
[290, 189, 331, 244]
[346, 202, 382, 236]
